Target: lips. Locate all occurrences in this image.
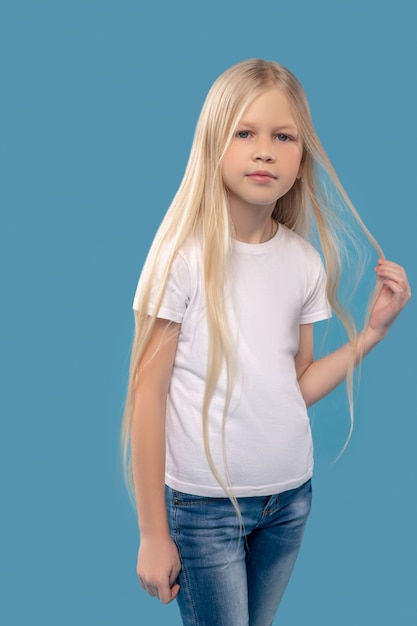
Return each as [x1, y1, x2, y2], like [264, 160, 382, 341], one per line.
[247, 170, 277, 181]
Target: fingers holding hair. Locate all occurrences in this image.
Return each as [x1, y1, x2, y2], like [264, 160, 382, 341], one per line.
[369, 259, 411, 337]
[375, 259, 411, 299]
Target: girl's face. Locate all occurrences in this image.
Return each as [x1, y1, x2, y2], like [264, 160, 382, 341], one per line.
[222, 88, 303, 217]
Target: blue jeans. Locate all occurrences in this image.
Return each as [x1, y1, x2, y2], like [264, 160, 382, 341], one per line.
[165, 480, 312, 626]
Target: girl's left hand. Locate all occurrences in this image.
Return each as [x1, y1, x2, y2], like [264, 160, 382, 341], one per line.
[369, 259, 411, 339]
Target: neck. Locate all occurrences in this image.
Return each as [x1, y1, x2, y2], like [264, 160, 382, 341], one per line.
[231, 209, 277, 244]
[235, 219, 277, 244]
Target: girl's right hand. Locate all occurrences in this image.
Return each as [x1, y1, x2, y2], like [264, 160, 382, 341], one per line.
[137, 534, 181, 604]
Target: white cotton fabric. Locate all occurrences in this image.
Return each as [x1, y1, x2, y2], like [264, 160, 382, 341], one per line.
[133, 224, 332, 497]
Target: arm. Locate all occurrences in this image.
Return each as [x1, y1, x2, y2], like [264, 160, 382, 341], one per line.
[296, 259, 411, 407]
[130, 317, 181, 604]
[296, 323, 378, 407]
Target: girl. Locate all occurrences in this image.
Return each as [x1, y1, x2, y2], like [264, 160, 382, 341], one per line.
[121, 59, 410, 626]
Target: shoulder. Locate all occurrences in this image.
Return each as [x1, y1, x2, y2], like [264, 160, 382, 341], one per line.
[277, 227, 331, 320]
[278, 226, 329, 305]
[161, 236, 204, 302]
[278, 224, 324, 266]
[175, 235, 202, 278]
[151, 235, 200, 277]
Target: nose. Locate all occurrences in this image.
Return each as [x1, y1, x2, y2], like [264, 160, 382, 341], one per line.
[253, 139, 275, 163]
[255, 151, 275, 162]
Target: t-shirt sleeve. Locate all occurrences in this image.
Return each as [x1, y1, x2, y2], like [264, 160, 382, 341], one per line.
[299, 252, 332, 324]
[132, 251, 190, 323]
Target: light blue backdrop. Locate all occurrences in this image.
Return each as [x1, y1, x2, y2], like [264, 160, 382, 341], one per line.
[1, 1, 415, 624]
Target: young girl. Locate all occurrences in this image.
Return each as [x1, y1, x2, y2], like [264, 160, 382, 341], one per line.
[122, 59, 410, 626]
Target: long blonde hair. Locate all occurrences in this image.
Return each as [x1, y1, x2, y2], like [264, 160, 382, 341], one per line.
[121, 58, 383, 498]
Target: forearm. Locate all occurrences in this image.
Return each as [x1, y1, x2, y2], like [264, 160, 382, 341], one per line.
[131, 387, 182, 605]
[130, 391, 170, 538]
[129, 318, 180, 539]
[299, 325, 385, 407]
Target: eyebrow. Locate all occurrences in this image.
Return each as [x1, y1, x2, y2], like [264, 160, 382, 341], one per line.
[238, 120, 298, 133]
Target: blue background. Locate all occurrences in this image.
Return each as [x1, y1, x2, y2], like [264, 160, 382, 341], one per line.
[1, 1, 415, 624]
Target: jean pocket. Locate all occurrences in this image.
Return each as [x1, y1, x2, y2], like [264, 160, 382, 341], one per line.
[171, 489, 226, 507]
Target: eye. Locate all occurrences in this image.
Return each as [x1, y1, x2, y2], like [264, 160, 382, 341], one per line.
[236, 130, 251, 139]
[276, 133, 291, 142]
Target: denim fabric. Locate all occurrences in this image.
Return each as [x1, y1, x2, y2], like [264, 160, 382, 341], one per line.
[165, 480, 312, 626]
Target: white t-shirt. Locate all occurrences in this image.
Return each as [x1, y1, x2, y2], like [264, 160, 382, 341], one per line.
[133, 224, 331, 497]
